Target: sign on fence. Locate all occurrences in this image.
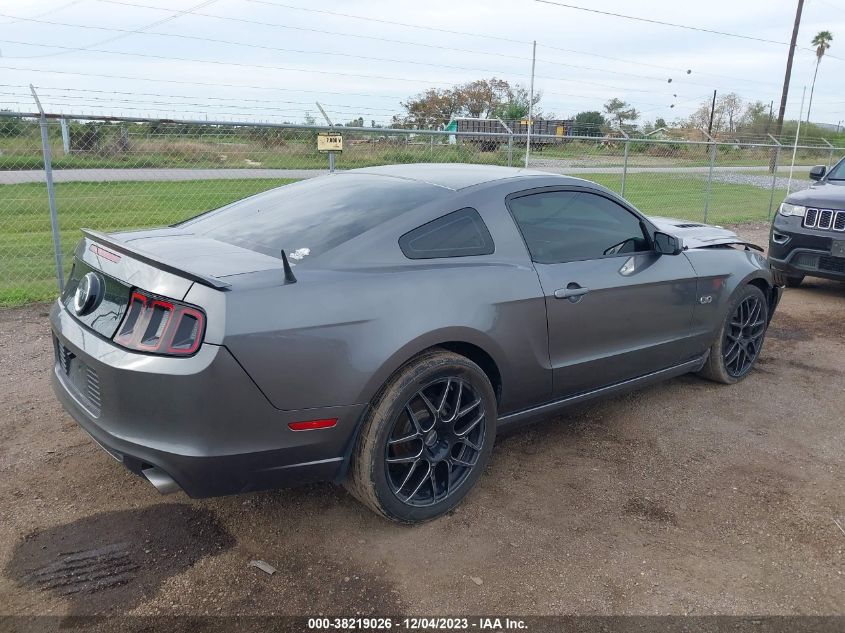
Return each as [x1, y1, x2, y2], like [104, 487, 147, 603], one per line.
[317, 132, 343, 153]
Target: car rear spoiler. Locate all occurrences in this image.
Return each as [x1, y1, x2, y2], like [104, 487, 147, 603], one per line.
[81, 228, 231, 290]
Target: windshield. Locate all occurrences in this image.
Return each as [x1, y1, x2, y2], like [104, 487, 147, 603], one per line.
[827, 158, 845, 180]
[181, 175, 449, 261]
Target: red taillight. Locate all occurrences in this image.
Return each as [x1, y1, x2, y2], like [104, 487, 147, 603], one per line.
[288, 418, 338, 431]
[114, 290, 205, 356]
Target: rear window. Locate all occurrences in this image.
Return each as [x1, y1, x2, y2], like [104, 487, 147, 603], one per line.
[181, 175, 448, 261]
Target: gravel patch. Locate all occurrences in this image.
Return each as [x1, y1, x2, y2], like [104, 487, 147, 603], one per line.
[707, 172, 814, 191]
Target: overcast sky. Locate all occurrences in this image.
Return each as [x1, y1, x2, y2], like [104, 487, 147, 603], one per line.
[1, 0, 843, 127]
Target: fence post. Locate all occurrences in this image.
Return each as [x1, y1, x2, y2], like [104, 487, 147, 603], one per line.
[822, 138, 834, 169]
[31, 86, 64, 294]
[60, 118, 70, 155]
[767, 134, 783, 219]
[496, 119, 514, 169]
[315, 102, 335, 173]
[618, 128, 630, 197]
[700, 129, 716, 223]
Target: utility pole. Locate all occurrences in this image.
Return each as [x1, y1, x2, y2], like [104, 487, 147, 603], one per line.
[707, 90, 717, 137]
[774, 0, 805, 141]
[525, 40, 536, 169]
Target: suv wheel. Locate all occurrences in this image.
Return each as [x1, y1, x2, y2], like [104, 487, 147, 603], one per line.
[346, 350, 496, 523]
[698, 284, 769, 384]
[772, 270, 804, 287]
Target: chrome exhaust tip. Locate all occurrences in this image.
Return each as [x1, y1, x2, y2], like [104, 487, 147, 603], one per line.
[142, 467, 180, 495]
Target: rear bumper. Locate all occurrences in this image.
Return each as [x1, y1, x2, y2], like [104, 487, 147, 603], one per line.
[768, 214, 845, 281]
[50, 300, 365, 498]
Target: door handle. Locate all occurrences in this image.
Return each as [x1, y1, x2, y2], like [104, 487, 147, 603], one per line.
[554, 283, 590, 300]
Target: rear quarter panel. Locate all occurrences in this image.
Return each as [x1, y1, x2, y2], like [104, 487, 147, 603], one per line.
[218, 179, 557, 415]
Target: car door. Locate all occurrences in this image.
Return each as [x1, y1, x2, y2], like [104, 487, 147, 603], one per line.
[507, 188, 699, 399]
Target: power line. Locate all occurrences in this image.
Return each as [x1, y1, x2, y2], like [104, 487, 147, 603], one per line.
[0, 38, 459, 87]
[240, 0, 527, 45]
[7, 85, 400, 112]
[0, 14, 538, 81]
[0, 6, 803, 120]
[0, 0, 82, 25]
[535, 0, 843, 61]
[128, 0, 784, 88]
[539, 45, 780, 88]
[0, 66, 408, 101]
[96, 0, 529, 60]
[242, 0, 841, 61]
[1, 0, 827, 121]
[810, 0, 843, 10]
[85, 0, 786, 91]
[536, 0, 789, 45]
[13, 0, 220, 60]
[0, 6, 728, 91]
[0, 37, 705, 102]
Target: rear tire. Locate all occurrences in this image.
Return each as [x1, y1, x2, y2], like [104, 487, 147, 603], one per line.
[698, 284, 769, 384]
[772, 270, 804, 287]
[345, 350, 497, 524]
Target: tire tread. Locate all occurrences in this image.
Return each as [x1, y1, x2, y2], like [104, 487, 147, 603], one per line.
[345, 350, 495, 523]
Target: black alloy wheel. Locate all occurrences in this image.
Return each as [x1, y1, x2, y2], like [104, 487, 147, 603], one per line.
[384, 377, 485, 507]
[722, 294, 767, 378]
[345, 350, 497, 523]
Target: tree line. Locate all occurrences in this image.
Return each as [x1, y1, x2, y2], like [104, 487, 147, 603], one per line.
[388, 76, 842, 141]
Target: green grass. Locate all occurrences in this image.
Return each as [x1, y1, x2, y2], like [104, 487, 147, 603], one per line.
[579, 172, 785, 224]
[0, 178, 296, 306]
[0, 173, 783, 307]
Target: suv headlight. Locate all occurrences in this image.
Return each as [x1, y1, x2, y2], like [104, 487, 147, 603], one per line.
[779, 202, 806, 217]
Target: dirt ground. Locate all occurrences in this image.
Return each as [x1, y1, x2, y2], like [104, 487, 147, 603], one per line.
[0, 224, 843, 618]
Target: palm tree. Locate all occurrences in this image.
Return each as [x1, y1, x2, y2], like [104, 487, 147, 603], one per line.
[807, 31, 833, 123]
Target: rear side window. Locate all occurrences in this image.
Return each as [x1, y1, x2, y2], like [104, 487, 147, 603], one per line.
[399, 208, 494, 259]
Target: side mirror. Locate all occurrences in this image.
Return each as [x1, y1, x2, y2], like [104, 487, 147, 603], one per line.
[809, 165, 826, 181]
[653, 231, 683, 256]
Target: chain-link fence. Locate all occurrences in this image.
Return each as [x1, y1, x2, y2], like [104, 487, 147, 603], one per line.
[1, 110, 843, 307]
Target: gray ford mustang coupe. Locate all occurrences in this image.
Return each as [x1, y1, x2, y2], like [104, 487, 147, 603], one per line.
[51, 164, 781, 523]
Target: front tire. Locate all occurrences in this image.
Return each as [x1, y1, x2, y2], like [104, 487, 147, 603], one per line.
[345, 350, 497, 524]
[698, 284, 769, 384]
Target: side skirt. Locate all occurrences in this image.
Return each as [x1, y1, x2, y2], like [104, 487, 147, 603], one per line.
[497, 353, 708, 430]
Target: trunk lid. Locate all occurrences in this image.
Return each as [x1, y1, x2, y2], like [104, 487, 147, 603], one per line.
[107, 228, 286, 279]
[63, 228, 283, 339]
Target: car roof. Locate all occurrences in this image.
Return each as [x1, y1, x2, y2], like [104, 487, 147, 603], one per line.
[339, 163, 575, 191]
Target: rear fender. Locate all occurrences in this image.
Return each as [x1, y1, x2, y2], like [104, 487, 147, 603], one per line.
[355, 326, 509, 409]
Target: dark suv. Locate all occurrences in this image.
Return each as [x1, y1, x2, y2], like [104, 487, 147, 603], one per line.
[768, 157, 845, 286]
